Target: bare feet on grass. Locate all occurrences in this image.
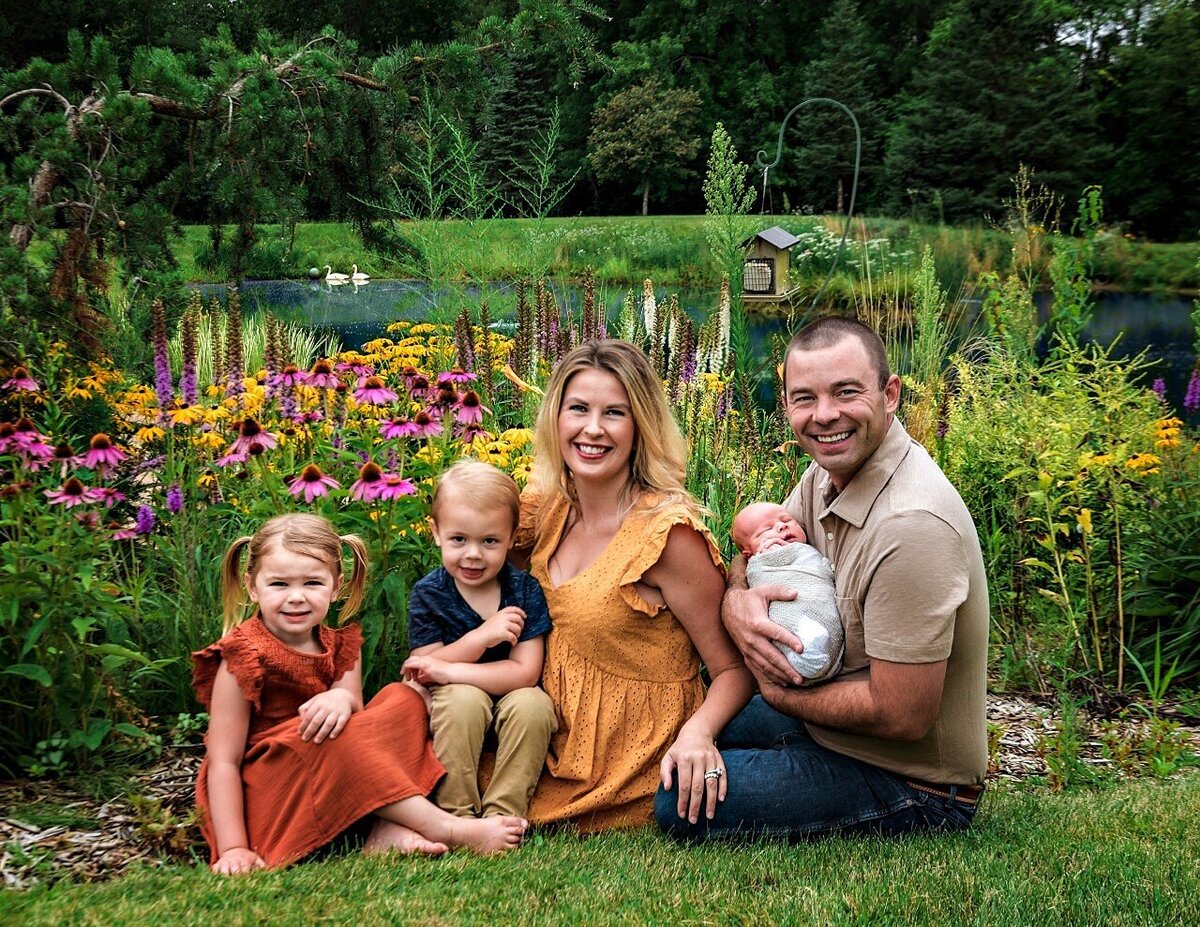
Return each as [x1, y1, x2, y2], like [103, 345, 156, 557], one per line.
[363, 820, 449, 856]
[447, 815, 527, 855]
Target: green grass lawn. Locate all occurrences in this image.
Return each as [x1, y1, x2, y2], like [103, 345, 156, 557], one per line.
[6, 774, 1198, 926]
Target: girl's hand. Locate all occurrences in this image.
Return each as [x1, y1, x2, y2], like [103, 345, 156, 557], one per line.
[659, 729, 727, 825]
[211, 846, 266, 876]
[297, 688, 356, 743]
[402, 654, 453, 686]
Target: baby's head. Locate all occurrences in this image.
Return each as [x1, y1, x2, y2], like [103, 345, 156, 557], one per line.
[430, 460, 520, 588]
[732, 502, 807, 556]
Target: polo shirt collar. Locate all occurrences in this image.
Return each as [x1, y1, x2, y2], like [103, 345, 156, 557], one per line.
[816, 417, 913, 528]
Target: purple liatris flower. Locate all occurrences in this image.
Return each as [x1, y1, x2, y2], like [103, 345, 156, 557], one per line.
[289, 464, 340, 502]
[135, 505, 156, 534]
[1151, 378, 1166, 399]
[166, 484, 184, 513]
[1186, 367, 1200, 413]
[151, 299, 173, 421]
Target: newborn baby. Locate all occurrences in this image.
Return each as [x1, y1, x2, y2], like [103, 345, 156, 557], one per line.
[732, 502, 843, 685]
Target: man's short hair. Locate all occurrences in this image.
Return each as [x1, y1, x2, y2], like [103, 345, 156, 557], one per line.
[785, 316, 891, 390]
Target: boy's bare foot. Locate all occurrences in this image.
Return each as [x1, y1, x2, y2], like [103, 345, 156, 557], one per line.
[447, 815, 527, 855]
[364, 819, 449, 856]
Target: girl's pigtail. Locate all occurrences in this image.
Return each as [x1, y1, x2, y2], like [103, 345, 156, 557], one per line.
[221, 535, 254, 633]
[337, 533, 370, 624]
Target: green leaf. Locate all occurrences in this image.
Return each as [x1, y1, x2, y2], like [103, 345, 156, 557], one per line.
[88, 642, 152, 666]
[3, 663, 53, 686]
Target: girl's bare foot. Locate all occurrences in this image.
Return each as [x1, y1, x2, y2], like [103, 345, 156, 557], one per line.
[364, 819, 449, 856]
[447, 815, 527, 855]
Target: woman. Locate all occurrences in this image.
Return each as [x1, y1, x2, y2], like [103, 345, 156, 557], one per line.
[515, 340, 754, 831]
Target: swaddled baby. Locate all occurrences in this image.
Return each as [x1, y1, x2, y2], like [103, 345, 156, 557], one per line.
[732, 502, 843, 685]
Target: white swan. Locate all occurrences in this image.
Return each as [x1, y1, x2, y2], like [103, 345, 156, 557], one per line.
[351, 264, 370, 282]
[324, 264, 349, 282]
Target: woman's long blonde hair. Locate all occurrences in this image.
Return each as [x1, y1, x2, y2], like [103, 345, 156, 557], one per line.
[219, 513, 369, 633]
[532, 339, 701, 521]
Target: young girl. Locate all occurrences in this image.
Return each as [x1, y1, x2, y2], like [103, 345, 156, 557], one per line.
[192, 512, 527, 874]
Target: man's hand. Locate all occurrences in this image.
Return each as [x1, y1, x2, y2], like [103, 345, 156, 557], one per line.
[402, 654, 454, 687]
[472, 606, 526, 649]
[296, 688, 357, 743]
[722, 582, 806, 687]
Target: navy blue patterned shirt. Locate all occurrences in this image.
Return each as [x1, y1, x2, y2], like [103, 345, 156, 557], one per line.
[407, 562, 552, 662]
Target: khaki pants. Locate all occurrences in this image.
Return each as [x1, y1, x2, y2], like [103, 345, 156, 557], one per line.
[429, 684, 557, 818]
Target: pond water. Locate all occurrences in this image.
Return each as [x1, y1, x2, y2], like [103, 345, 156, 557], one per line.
[195, 279, 1197, 411]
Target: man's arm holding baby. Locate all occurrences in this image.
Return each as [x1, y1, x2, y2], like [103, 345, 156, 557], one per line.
[723, 555, 946, 742]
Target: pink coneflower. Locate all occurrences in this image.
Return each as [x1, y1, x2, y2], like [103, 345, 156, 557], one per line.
[409, 374, 431, 398]
[83, 433, 126, 477]
[3, 419, 53, 464]
[111, 526, 140, 540]
[458, 422, 489, 444]
[229, 417, 278, 456]
[294, 409, 324, 425]
[349, 461, 386, 501]
[271, 364, 307, 389]
[378, 473, 417, 500]
[3, 365, 39, 392]
[305, 359, 340, 389]
[337, 360, 373, 377]
[411, 409, 443, 438]
[433, 383, 459, 409]
[399, 365, 422, 389]
[93, 487, 127, 508]
[454, 390, 489, 425]
[380, 417, 420, 439]
[45, 477, 101, 508]
[438, 368, 477, 385]
[75, 510, 100, 529]
[216, 448, 249, 468]
[353, 376, 398, 405]
[289, 464, 340, 502]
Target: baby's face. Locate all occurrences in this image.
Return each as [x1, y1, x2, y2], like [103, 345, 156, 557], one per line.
[733, 503, 807, 555]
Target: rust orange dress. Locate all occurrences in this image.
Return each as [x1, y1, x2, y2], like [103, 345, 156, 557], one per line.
[520, 491, 724, 831]
[191, 617, 444, 868]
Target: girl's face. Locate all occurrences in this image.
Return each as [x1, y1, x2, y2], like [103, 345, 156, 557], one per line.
[247, 543, 342, 649]
[556, 367, 636, 488]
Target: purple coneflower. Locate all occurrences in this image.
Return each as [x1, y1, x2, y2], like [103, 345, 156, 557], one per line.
[136, 505, 156, 534]
[111, 526, 140, 541]
[411, 410, 443, 438]
[229, 417, 278, 456]
[289, 464, 340, 502]
[353, 376, 398, 406]
[83, 433, 126, 478]
[3, 365, 40, 392]
[438, 368, 477, 385]
[458, 422, 488, 444]
[216, 448, 249, 468]
[272, 364, 307, 389]
[349, 461, 386, 501]
[93, 487, 127, 508]
[378, 473, 417, 500]
[337, 360, 373, 377]
[409, 374, 431, 399]
[380, 417, 420, 440]
[45, 477, 101, 508]
[75, 510, 100, 529]
[433, 383, 459, 409]
[454, 390, 489, 425]
[305, 359, 340, 389]
[48, 441, 81, 475]
[166, 484, 184, 513]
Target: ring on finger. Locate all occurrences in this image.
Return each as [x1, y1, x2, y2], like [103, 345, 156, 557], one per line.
[703, 768, 724, 781]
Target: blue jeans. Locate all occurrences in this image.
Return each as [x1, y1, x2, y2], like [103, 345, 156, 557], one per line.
[655, 696, 980, 841]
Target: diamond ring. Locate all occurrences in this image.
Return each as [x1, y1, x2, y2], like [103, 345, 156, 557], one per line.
[704, 768, 724, 780]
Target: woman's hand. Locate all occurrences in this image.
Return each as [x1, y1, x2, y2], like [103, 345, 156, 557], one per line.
[659, 728, 727, 825]
[297, 688, 356, 743]
[211, 846, 266, 876]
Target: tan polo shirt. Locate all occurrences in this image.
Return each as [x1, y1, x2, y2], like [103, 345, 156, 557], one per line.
[782, 418, 989, 784]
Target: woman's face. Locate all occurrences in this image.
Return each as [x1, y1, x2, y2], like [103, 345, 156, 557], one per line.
[557, 367, 636, 488]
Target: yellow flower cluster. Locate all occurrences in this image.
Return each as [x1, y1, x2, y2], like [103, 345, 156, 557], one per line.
[1124, 452, 1161, 474]
[1154, 417, 1182, 450]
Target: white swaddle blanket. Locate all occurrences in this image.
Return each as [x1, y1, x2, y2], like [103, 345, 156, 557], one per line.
[745, 541, 843, 684]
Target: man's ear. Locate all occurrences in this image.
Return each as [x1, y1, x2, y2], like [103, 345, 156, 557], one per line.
[884, 373, 901, 413]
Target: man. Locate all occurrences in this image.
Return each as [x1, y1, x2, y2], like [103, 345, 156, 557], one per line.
[655, 316, 989, 839]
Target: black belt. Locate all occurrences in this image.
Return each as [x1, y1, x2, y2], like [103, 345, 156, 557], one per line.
[905, 779, 984, 805]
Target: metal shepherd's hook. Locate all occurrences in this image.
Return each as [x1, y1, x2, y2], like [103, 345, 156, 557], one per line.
[756, 98, 862, 310]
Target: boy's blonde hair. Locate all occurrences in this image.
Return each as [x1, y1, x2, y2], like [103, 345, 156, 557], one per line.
[219, 513, 369, 633]
[431, 459, 520, 531]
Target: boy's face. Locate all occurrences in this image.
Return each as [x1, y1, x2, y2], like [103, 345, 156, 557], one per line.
[733, 503, 807, 555]
[430, 490, 515, 591]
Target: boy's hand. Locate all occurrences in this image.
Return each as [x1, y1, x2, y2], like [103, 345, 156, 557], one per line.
[297, 688, 356, 743]
[473, 606, 526, 648]
[403, 654, 454, 686]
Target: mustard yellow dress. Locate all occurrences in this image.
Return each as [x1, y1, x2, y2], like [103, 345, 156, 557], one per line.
[520, 490, 724, 831]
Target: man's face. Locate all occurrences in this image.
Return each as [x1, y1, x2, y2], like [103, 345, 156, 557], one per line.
[783, 336, 900, 492]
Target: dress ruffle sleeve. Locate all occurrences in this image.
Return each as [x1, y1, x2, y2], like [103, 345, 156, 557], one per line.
[617, 506, 726, 617]
[330, 623, 363, 680]
[515, 486, 543, 551]
[190, 626, 265, 710]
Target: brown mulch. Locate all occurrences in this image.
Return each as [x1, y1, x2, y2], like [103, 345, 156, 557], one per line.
[3, 695, 1199, 889]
